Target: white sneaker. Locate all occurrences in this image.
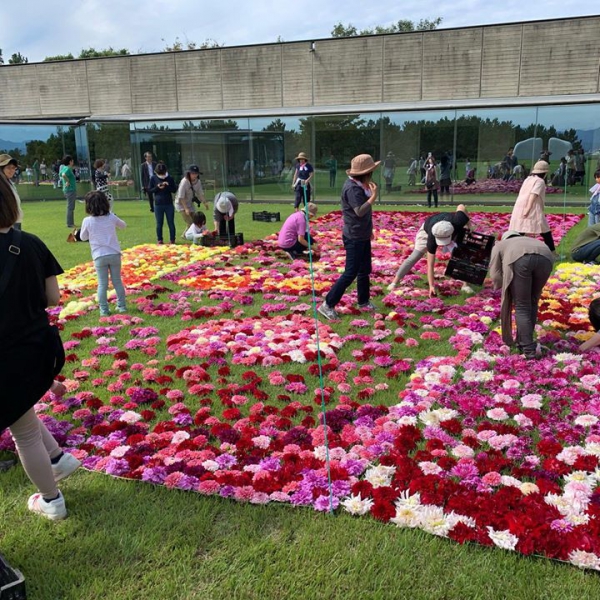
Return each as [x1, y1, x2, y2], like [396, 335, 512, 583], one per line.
[52, 452, 81, 482]
[28, 491, 67, 520]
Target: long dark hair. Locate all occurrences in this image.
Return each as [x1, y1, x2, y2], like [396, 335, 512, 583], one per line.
[85, 190, 110, 216]
[0, 170, 20, 227]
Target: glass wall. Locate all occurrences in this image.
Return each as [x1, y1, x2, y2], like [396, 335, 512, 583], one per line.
[0, 124, 77, 200]
[3, 102, 599, 205]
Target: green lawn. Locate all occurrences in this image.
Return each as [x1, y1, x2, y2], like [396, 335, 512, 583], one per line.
[1, 200, 598, 600]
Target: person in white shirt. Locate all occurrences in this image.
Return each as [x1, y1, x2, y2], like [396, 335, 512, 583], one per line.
[79, 191, 127, 316]
[184, 211, 208, 244]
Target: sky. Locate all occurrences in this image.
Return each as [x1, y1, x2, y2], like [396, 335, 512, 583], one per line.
[2, 1, 598, 63]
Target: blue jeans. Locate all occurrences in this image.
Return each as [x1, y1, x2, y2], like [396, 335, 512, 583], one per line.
[572, 240, 600, 263]
[65, 190, 76, 227]
[154, 204, 176, 243]
[94, 254, 126, 313]
[325, 237, 371, 308]
[589, 211, 600, 227]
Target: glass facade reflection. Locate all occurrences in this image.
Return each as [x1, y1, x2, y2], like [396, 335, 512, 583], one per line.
[2, 102, 599, 203]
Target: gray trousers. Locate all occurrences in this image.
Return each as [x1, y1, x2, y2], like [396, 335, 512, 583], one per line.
[65, 190, 77, 227]
[510, 253, 553, 356]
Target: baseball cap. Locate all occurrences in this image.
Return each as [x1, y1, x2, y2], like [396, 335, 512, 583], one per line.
[188, 165, 201, 175]
[431, 221, 454, 247]
[501, 230, 522, 241]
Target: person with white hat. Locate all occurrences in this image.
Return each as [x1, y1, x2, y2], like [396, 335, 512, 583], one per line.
[488, 230, 555, 359]
[291, 152, 314, 210]
[213, 191, 239, 237]
[318, 154, 380, 320]
[508, 160, 555, 252]
[387, 204, 470, 297]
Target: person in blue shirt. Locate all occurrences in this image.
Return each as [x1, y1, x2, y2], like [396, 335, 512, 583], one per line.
[292, 152, 314, 209]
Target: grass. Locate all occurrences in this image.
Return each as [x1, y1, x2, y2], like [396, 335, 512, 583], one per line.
[1, 199, 599, 600]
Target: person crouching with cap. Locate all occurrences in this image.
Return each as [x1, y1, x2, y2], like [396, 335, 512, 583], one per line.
[318, 154, 380, 320]
[508, 160, 556, 253]
[278, 202, 319, 260]
[0, 154, 23, 230]
[387, 204, 470, 297]
[213, 191, 239, 237]
[489, 231, 555, 359]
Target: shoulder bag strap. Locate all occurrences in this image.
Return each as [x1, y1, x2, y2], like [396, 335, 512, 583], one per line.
[0, 228, 22, 299]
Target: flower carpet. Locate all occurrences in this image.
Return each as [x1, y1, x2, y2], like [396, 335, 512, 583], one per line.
[416, 179, 565, 195]
[6, 210, 600, 571]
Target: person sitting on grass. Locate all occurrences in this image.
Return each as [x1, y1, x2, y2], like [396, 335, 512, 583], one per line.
[580, 298, 600, 352]
[387, 204, 470, 297]
[277, 202, 319, 260]
[184, 211, 209, 244]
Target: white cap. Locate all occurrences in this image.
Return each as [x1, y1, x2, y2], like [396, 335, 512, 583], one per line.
[216, 195, 233, 217]
[431, 221, 454, 247]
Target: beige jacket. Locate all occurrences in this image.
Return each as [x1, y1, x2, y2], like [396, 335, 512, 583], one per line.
[489, 236, 555, 345]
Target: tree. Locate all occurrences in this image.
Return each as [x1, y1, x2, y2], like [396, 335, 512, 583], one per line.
[0, 49, 3, 65]
[163, 37, 222, 52]
[43, 53, 75, 62]
[78, 47, 129, 59]
[8, 52, 28, 64]
[331, 18, 442, 37]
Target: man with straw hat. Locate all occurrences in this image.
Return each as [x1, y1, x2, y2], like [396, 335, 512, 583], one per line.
[291, 152, 314, 210]
[318, 154, 380, 320]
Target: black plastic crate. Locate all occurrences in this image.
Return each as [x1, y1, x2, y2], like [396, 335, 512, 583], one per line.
[445, 231, 495, 286]
[219, 233, 244, 248]
[0, 553, 26, 600]
[252, 211, 280, 222]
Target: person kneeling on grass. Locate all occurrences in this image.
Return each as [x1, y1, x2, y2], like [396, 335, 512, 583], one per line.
[580, 298, 600, 352]
[184, 211, 209, 244]
[277, 202, 319, 259]
[387, 204, 470, 297]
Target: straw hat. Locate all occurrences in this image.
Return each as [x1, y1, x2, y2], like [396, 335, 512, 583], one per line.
[530, 160, 549, 174]
[306, 202, 318, 217]
[346, 154, 381, 176]
[0, 154, 20, 169]
[295, 152, 309, 161]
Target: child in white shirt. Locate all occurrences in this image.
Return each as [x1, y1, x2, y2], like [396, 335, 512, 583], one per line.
[79, 191, 127, 316]
[184, 211, 208, 244]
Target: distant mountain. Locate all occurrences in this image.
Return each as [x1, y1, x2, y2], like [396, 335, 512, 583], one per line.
[0, 138, 28, 153]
